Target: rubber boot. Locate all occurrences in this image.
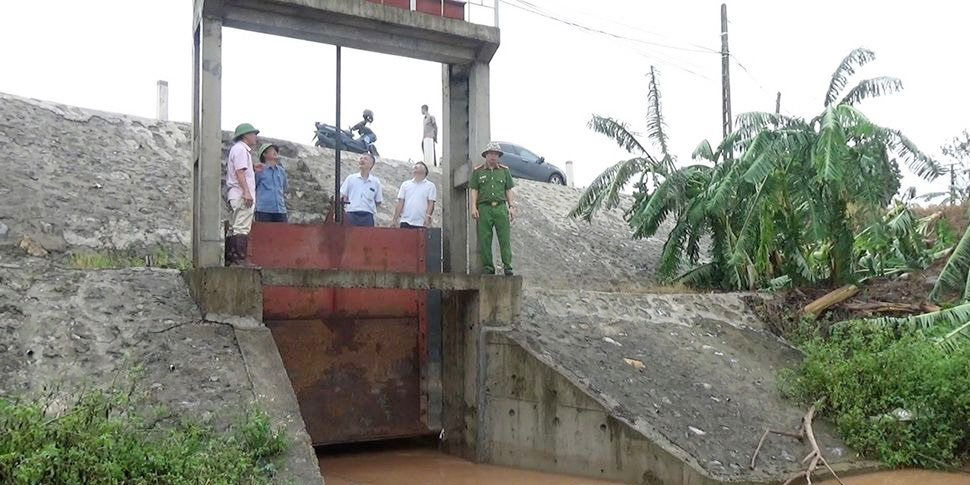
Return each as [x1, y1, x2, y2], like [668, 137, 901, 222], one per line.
[224, 235, 239, 266]
[233, 235, 259, 269]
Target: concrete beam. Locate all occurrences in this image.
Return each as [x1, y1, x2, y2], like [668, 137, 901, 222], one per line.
[191, 17, 225, 268]
[213, 0, 499, 64]
[466, 62, 491, 274]
[260, 268, 511, 291]
[443, 64, 471, 274]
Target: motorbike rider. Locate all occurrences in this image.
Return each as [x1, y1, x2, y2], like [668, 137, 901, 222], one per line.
[350, 109, 376, 145]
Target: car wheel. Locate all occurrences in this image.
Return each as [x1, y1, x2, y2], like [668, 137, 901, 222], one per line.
[549, 173, 565, 185]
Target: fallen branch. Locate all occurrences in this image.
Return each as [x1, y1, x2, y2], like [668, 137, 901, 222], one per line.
[803, 285, 859, 319]
[842, 301, 941, 315]
[750, 428, 804, 470]
[756, 404, 845, 485]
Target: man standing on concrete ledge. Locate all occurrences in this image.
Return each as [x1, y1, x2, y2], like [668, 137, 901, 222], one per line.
[470, 142, 516, 276]
[225, 123, 259, 267]
[340, 153, 383, 227]
[391, 162, 436, 229]
[421, 104, 437, 167]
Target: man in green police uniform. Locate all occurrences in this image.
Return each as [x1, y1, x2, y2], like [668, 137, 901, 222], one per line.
[470, 142, 516, 276]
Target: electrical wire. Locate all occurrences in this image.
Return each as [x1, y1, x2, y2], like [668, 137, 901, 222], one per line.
[501, 0, 718, 81]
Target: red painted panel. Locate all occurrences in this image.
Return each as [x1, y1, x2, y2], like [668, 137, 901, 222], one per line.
[248, 223, 426, 273]
[267, 318, 426, 445]
[251, 222, 432, 445]
[263, 287, 420, 321]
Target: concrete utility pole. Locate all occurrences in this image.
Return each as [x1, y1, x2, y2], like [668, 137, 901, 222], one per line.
[564, 161, 575, 187]
[775, 91, 782, 115]
[720, 3, 732, 138]
[156, 80, 169, 121]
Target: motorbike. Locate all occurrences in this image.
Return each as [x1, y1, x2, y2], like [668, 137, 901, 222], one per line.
[313, 122, 380, 157]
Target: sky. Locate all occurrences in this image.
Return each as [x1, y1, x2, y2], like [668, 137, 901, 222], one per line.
[1, 0, 968, 194]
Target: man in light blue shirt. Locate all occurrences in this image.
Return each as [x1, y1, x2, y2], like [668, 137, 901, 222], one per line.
[254, 144, 288, 222]
[339, 153, 383, 227]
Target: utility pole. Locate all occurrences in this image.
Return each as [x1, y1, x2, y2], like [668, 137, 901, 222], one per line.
[720, 3, 732, 138]
[775, 91, 782, 115]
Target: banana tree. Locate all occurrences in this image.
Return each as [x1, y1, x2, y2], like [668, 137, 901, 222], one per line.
[572, 49, 941, 290]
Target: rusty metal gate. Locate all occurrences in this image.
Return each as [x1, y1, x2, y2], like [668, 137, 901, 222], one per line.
[249, 223, 442, 445]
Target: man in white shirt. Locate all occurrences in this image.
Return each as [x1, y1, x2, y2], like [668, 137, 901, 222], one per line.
[391, 162, 437, 229]
[339, 153, 383, 227]
[225, 122, 259, 266]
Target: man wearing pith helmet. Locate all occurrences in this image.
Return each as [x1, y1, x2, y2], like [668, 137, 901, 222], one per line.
[225, 123, 259, 267]
[470, 141, 516, 276]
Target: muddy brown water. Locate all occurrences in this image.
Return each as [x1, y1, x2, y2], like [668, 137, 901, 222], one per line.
[318, 441, 970, 485]
[318, 442, 621, 485]
[820, 470, 970, 485]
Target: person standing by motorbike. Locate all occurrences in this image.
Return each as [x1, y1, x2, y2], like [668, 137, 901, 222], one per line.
[421, 104, 437, 167]
[350, 109, 376, 146]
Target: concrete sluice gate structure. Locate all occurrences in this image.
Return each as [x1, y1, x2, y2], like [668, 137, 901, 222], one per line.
[0, 90, 884, 483]
[0, 2, 876, 484]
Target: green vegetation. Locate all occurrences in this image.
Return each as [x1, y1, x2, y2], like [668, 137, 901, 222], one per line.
[71, 247, 190, 271]
[574, 47, 970, 468]
[780, 324, 970, 468]
[571, 48, 943, 290]
[0, 389, 286, 484]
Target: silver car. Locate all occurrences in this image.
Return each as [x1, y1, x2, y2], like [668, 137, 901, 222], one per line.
[495, 142, 567, 185]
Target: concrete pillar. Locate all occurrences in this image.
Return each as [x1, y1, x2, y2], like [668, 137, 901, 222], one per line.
[191, 17, 224, 268]
[564, 160, 575, 187]
[156, 80, 169, 121]
[442, 62, 490, 275]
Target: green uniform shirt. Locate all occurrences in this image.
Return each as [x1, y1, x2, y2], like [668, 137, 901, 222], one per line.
[469, 165, 515, 204]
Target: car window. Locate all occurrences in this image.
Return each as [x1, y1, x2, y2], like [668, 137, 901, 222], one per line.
[519, 147, 539, 163]
[500, 144, 519, 156]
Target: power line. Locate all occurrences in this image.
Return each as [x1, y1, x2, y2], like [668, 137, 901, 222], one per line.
[501, 0, 721, 55]
[501, 0, 718, 81]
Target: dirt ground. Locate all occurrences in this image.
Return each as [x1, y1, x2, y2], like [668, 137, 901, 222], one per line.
[746, 270, 941, 341]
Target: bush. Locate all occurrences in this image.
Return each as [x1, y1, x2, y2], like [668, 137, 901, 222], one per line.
[779, 325, 970, 468]
[0, 389, 286, 484]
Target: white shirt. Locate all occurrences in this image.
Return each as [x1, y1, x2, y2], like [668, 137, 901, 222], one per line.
[340, 172, 383, 214]
[397, 178, 437, 227]
[225, 141, 253, 201]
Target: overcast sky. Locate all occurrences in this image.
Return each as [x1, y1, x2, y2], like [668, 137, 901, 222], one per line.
[2, 0, 968, 193]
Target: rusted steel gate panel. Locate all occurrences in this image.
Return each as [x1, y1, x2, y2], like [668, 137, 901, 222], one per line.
[248, 222, 440, 445]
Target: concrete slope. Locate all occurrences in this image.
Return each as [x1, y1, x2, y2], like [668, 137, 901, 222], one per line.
[0, 91, 664, 285]
[489, 289, 874, 483]
[0, 250, 321, 483]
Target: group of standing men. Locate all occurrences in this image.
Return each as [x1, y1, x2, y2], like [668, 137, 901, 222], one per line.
[224, 123, 289, 266]
[223, 110, 516, 276]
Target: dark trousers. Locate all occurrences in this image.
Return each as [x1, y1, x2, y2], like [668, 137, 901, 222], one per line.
[347, 211, 375, 227]
[255, 212, 288, 223]
[400, 222, 424, 229]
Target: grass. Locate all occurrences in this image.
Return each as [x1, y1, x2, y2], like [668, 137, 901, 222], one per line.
[70, 248, 190, 271]
[0, 388, 286, 484]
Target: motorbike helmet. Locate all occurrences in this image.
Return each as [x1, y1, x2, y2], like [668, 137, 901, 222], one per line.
[362, 109, 374, 122]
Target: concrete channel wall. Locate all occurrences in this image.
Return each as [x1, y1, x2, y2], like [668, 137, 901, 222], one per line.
[482, 333, 724, 485]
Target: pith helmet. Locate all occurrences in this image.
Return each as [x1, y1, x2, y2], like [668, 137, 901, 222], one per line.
[481, 141, 504, 158]
[257, 143, 279, 162]
[232, 123, 259, 141]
